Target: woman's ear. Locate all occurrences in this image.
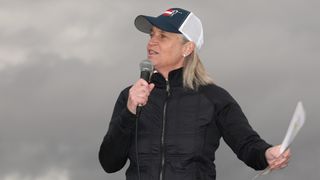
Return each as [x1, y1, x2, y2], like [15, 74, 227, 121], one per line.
[183, 41, 195, 57]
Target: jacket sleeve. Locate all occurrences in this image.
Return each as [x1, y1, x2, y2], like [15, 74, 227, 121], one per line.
[99, 87, 137, 173]
[213, 87, 272, 170]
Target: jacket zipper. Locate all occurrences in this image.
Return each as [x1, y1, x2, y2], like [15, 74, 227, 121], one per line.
[159, 80, 170, 180]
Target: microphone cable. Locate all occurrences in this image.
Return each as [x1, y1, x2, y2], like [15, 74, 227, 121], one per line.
[135, 107, 142, 180]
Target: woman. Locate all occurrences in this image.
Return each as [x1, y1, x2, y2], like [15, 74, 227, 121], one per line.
[99, 8, 291, 180]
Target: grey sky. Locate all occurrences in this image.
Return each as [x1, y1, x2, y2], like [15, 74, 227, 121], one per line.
[0, 0, 319, 180]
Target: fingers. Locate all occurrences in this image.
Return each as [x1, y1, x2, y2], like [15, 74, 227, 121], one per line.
[127, 79, 154, 114]
[149, 83, 155, 91]
[266, 145, 292, 171]
[265, 145, 279, 162]
[130, 80, 151, 105]
[283, 148, 292, 158]
[268, 149, 291, 170]
[269, 157, 288, 169]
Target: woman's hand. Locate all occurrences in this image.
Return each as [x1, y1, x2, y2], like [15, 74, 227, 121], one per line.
[265, 145, 291, 170]
[127, 79, 155, 114]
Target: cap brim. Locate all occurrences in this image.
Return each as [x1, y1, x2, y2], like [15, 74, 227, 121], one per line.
[134, 15, 180, 34]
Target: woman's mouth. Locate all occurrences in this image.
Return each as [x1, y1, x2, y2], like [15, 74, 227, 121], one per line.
[148, 49, 159, 56]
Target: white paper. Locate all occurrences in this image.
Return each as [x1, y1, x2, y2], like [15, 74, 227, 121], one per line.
[252, 101, 306, 180]
[280, 101, 306, 153]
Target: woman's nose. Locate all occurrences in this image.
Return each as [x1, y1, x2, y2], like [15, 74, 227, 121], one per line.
[148, 35, 158, 45]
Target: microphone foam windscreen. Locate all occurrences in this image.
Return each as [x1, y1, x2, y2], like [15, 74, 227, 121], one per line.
[139, 59, 154, 72]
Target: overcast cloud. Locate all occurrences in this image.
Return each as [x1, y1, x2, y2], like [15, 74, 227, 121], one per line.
[0, 0, 319, 180]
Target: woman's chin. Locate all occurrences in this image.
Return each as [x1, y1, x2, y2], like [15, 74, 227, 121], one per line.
[147, 55, 157, 60]
[148, 58, 157, 65]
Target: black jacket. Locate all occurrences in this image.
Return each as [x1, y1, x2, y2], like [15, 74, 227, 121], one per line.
[99, 68, 271, 180]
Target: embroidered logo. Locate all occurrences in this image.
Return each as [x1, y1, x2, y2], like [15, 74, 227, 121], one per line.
[162, 9, 182, 17]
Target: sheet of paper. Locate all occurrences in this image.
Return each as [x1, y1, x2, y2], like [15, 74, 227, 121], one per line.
[280, 101, 306, 153]
[252, 101, 306, 180]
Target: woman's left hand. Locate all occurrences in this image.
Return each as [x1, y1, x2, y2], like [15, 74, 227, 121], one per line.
[265, 145, 291, 170]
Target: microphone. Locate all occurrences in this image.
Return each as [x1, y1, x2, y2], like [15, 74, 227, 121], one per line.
[139, 59, 154, 82]
[136, 59, 154, 115]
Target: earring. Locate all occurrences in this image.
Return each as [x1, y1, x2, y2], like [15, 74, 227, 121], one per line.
[183, 54, 186, 57]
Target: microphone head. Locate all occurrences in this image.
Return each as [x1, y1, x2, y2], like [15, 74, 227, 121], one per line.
[140, 59, 154, 72]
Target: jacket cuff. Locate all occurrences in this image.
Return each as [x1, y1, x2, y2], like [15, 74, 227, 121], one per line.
[118, 107, 137, 133]
[258, 143, 273, 170]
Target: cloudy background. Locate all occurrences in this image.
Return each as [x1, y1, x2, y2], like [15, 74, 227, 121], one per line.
[0, 0, 319, 180]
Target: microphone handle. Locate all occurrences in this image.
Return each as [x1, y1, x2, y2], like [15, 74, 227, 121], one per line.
[136, 70, 151, 116]
[140, 70, 151, 82]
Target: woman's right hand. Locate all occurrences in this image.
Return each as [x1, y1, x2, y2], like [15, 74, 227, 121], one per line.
[127, 79, 155, 114]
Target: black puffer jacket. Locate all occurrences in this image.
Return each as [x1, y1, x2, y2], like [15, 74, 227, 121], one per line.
[99, 68, 271, 180]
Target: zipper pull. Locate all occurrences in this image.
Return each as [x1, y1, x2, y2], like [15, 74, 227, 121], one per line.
[166, 80, 170, 96]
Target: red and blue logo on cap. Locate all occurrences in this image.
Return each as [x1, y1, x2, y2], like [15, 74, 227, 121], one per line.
[162, 8, 182, 17]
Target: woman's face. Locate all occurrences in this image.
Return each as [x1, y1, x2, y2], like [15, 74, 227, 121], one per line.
[147, 26, 187, 76]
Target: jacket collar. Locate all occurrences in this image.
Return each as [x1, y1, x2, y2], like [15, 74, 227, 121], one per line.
[150, 68, 183, 89]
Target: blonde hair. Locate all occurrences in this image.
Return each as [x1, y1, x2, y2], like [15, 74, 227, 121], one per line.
[181, 36, 213, 90]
